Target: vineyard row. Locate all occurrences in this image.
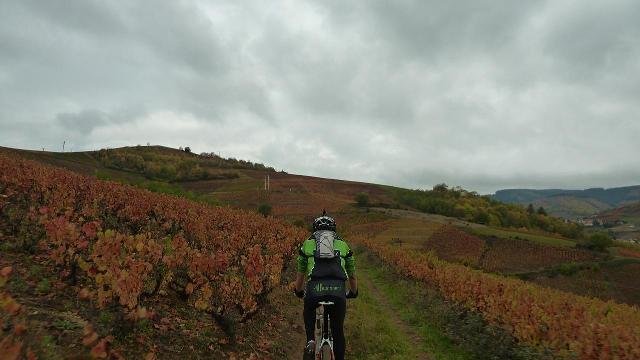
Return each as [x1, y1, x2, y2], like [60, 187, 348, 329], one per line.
[353, 235, 640, 359]
[0, 154, 306, 326]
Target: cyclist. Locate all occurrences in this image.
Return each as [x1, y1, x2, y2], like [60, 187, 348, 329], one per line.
[294, 210, 358, 360]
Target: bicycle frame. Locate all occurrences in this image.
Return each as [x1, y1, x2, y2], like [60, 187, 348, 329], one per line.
[315, 301, 335, 360]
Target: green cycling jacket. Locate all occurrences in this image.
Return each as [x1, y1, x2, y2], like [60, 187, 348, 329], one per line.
[296, 234, 356, 280]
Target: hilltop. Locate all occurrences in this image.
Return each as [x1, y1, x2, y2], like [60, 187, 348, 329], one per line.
[0, 145, 395, 220]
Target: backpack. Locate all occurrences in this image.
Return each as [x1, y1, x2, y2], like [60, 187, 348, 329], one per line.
[313, 230, 338, 258]
[309, 230, 346, 280]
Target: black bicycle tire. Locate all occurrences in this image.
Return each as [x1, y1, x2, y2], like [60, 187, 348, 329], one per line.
[320, 344, 334, 360]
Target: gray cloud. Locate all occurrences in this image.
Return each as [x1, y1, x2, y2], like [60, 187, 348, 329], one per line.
[1, 0, 639, 194]
[56, 109, 109, 134]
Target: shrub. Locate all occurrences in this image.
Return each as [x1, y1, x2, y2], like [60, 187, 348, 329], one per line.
[585, 232, 613, 251]
[355, 192, 370, 207]
[257, 203, 272, 217]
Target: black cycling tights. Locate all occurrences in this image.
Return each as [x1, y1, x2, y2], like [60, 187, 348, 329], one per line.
[303, 295, 346, 360]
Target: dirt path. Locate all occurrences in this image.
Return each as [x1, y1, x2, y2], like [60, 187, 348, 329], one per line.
[276, 266, 433, 359]
[359, 274, 429, 359]
[357, 263, 432, 360]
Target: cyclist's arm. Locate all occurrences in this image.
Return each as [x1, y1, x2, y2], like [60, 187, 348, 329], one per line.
[294, 272, 305, 293]
[295, 244, 308, 292]
[348, 276, 357, 293]
[344, 243, 357, 293]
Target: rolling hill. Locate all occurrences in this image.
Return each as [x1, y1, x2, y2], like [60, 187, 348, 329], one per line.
[493, 186, 640, 218]
[2, 145, 640, 358]
[596, 201, 640, 242]
[598, 201, 640, 223]
[0, 145, 395, 220]
[0, 145, 585, 240]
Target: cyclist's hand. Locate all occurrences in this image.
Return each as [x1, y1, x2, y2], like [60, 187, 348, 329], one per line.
[294, 289, 305, 298]
[346, 289, 358, 299]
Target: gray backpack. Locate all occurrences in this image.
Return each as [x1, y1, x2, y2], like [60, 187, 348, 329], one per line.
[313, 230, 337, 259]
[308, 230, 346, 280]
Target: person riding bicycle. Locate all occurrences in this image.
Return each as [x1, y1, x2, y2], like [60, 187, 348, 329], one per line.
[294, 210, 358, 360]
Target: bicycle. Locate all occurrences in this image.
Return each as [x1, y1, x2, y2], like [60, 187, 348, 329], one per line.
[304, 301, 336, 360]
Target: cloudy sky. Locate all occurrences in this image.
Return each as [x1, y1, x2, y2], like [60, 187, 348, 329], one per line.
[1, 0, 639, 193]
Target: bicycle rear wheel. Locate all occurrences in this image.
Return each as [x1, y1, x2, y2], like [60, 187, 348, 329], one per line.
[319, 344, 334, 360]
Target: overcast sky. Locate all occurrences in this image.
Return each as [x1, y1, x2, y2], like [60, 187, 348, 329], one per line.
[1, 0, 639, 194]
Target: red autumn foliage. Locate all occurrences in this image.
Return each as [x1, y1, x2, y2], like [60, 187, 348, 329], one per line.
[354, 235, 640, 359]
[0, 154, 306, 325]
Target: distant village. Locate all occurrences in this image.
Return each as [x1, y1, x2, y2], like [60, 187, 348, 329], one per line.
[575, 216, 638, 243]
[575, 216, 624, 227]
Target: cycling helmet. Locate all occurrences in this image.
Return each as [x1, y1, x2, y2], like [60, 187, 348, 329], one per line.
[313, 210, 336, 232]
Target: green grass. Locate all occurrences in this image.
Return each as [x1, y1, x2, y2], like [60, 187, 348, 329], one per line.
[345, 270, 424, 359]
[349, 250, 471, 360]
[28, 264, 44, 278]
[468, 226, 575, 248]
[8, 275, 28, 293]
[99, 310, 114, 326]
[52, 318, 81, 331]
[351, 248, 553, 360]
[345, 285, 419, 359]
[39, 334, 63, 360]
[36, 278, 51, 294]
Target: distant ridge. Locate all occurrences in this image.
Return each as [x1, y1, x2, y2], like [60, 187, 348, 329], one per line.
[493, 186, 640, 218]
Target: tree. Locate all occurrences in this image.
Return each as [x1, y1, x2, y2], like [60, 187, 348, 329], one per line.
[184, 147, 191, 153]
[537, 206, 547, 216]
[432, 183, 448, 193]
[527, 204, 535, 215]
[473, 209, 490, 224]
[257, 203, 272, 217]
[355, 192, 370, 207]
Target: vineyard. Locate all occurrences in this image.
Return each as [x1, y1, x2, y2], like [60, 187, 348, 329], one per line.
[0, 154, 306, 358]
[478, 236, 599, 273]
[204, 171, 394, 217]
[353, 235, 640, 359]
[617, 246, 640, 259]
[425, 226, 485, 265]
[530, 261, 640, 306]
[376, 222, 600, 274]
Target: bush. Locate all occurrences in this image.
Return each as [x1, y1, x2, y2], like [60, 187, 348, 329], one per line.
[556, 262, 580, 276]
[473, 210, 490, 224]
[355, 192, 370, 207]
[584, 232, 613, 251]
[257, 203, 272, 217]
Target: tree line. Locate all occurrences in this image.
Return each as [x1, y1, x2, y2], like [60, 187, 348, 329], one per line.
[93, 146, 276, 182]
[392, 184, 584, 239]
